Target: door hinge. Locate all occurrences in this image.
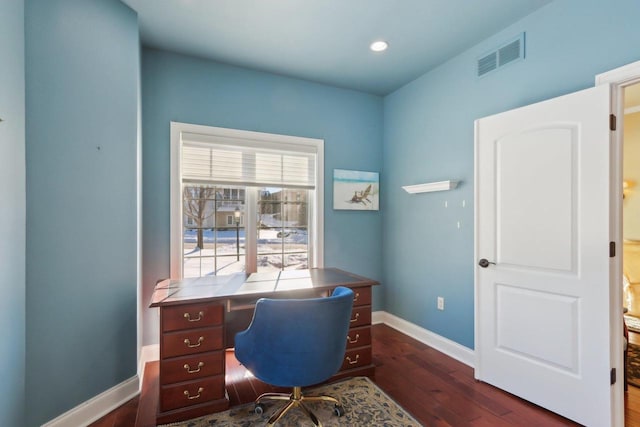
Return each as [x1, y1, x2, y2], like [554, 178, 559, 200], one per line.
[610, 241, 616, 257]
[610, 114, 617, 131]
[611, 368, 617, 385]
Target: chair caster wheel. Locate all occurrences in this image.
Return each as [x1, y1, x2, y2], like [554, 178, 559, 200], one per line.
[254, 402, 266, 415]
[333, 404, 345, 417]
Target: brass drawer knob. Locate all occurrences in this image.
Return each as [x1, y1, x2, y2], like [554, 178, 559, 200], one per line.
[347, 333, 360, 344]
[184, 311, 204, 322]
[346, 354, 360, 365]
[184, 387, 204, 400]
[354, 292, 360, 302]
[184, 336, 204, 348]
[184, 361, 204, 374]
[350, 313, 360, 323]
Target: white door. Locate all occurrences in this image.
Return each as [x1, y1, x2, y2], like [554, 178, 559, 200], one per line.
[475, 84, 615, 426]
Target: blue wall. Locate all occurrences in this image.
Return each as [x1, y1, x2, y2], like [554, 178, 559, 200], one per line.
[382, 0, 640, 349]
[0, 0, 25, 425]
[25, 0, 139, 425]
[141, 49, 384, 345]
[17, 0, 640, 423]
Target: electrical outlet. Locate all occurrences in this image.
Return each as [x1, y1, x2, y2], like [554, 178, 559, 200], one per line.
[437, 297, 444, 311]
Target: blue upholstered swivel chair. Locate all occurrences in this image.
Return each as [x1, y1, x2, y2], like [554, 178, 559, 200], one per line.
[235, 286, 354, 426]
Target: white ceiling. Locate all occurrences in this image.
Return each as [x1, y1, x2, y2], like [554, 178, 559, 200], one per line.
[122, 0, 553, 95]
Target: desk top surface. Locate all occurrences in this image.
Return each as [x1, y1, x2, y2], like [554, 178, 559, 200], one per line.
[150, 267, 378, 307]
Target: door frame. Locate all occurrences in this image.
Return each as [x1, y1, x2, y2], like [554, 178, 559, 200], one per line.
[596, 60, 640, 427]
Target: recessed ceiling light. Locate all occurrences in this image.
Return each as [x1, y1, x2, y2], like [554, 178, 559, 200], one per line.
[370, 41, 388, 52]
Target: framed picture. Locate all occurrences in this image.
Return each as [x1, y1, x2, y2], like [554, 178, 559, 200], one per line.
[333, 169, 379, 211]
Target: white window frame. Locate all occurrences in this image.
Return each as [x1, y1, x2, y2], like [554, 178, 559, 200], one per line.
[170, 121, 324, 278]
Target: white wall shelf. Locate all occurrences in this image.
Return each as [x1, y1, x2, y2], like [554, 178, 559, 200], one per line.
[402, 180, 459, 194]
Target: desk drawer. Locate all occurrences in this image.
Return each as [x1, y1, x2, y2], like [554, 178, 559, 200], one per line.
[349, 305, 371, 328]
[160, 375, 225, 412]
[162, 303, 224, 332]
[340, 347, 372, 371]
[345, 326, 371, 350]
[162, 327, 224, 358]
[160, 351, 224, 385]
[351, 286, 372, 307]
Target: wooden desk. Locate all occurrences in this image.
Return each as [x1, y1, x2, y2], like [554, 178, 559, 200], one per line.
[149, 268, 379, 425]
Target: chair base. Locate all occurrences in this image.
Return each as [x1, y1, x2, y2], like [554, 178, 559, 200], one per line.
[255, 386, 344, 427]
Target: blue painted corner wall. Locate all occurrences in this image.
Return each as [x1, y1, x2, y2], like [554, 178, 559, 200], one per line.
[24, 0, 140, 425]
[382, 0, 640, 349]
[0, 1, 25, 426]
[141, 49, 384, 345]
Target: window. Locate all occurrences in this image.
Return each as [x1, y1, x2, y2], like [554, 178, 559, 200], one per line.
[182, 185, 244, 277]
[170, 122, 324, 278]
[257, 188, 309, 271]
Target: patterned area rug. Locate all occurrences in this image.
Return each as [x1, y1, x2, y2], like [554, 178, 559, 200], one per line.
[629, 342, 640, 388]
[159, 376, 420, 426]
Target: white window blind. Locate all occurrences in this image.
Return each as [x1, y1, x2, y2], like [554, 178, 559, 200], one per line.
[181, 134, 316, 189]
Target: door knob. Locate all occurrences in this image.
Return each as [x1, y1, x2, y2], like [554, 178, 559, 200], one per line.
[478, 258, 496, 268]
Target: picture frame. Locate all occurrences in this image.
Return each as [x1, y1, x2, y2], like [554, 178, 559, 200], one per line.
[333, 169, 379, 211]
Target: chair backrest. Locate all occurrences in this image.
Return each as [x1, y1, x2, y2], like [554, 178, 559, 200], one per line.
[234, 286, 354, 388]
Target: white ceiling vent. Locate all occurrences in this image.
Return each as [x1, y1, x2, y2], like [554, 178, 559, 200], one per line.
[477, 33, 525, 78]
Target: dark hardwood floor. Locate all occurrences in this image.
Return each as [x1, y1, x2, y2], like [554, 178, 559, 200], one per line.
[626, 330, 640, 426]
[90, 324, 638, 426]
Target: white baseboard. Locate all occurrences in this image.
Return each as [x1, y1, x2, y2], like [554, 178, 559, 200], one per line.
[372, 310, 475, 367]
[42, 376, 139, 427]
[139, 343, 159, 384]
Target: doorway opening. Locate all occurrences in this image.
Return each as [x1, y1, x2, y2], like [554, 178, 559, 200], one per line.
[595, 60, 640, 427]
[622, 81, 640, 425]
